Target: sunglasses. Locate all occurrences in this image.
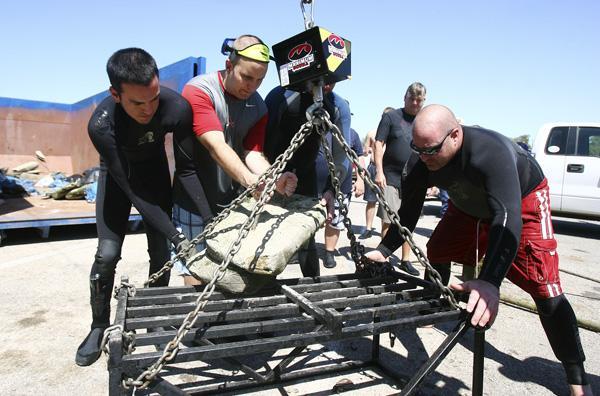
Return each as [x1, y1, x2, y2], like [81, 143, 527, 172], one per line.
[221, 38, 274, 63]
[410, 128, 455, 155]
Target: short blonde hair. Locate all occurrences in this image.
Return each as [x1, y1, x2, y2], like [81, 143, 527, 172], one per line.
[406, 82, 426, 99]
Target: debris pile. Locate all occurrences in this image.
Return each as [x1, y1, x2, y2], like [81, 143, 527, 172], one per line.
[1, 152, 99, 202]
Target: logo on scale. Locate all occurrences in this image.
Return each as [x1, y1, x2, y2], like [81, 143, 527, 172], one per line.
[287, 42, 314, 72]
[327, 34, 347, 60]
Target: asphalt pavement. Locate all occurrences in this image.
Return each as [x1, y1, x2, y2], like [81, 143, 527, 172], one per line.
[0, 199, 598, 395]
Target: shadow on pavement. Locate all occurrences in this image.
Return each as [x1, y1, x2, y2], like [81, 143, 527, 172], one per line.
[323, 329, 472, 395]
[552, 217, 600, 240]
[430, 321, 600, 395]
[1, 221, 145, 246]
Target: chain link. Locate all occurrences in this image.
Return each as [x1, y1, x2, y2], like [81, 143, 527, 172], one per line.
[100, 324, 136, 357]
[100, 325, 122, 354]
[113, 281, 136, 299]
[325, 120, 459, 309]
[317, 125, 364, 266]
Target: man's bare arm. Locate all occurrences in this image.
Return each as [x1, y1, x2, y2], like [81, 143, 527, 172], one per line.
[244, 150, 271, 175]
[374, 140, 386, 188]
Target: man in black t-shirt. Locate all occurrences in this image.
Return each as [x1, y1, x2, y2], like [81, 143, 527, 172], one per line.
[76, 48, 202, 367]
[374, 82, 426, 275]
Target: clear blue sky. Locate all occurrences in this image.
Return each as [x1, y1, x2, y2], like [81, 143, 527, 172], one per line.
[2, 0, 598, 140]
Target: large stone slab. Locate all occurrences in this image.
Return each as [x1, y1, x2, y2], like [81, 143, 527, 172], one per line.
[204, 194, 326, 276]
[187, 253, 274, 294]
[187, 194, 326, 294]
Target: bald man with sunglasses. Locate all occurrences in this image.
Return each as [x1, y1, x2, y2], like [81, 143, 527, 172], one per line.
[176, 35, 297, 283]
[367, 105, 592, 395]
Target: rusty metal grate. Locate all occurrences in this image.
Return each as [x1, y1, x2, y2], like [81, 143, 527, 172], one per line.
[107, 273, 482, 395]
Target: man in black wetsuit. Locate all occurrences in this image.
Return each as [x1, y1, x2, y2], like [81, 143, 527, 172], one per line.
[264, 83, 352, 276]
[374, 83, 426, 276]
[367, 105, 592, 395]
[75, 48, 201, 367]
[317, 127, 364, 269]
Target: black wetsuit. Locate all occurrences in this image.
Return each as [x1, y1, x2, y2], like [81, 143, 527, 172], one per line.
[378, 126, 588, 384]
[172, 126, 213, 222]
[264, 86, 351, 197]
[87, 87, 194, 328]
[264, 86, 351, 277]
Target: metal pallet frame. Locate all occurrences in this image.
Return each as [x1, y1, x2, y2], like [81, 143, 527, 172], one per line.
[108, 273, 485, 395]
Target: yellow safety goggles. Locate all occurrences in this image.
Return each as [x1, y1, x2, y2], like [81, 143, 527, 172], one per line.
[221, 38, 274, 63]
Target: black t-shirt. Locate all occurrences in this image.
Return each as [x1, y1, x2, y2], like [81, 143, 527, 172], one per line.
[379, 125, 545, 288]
[375, 108, 415, 188]
[88, 87, 209, 238]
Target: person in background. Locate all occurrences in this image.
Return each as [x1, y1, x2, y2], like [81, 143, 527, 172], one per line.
[374, 83, 426, 276]
[318, 128, 364, 268]
[358, 128, 380, 239]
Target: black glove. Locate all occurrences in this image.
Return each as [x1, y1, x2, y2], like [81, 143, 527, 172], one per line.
[170, 233, 196, 265]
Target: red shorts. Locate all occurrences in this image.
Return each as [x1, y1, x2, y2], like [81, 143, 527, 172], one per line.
[426, 178, 562, 299]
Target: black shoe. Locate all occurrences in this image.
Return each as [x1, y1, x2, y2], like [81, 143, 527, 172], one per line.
[75, 327, 106, 366]
[399, 260, 420, 276]
[323, 251, 337, 269]
[358, 229, 373, 239]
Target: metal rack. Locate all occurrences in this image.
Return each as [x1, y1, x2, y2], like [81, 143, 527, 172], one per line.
[108, 272, 484, 395]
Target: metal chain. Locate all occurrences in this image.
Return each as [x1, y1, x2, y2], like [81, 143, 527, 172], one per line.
[100, 325, 122, 354]
[143, 188, 252, 287]
[318, 128, 393, 279]
[121, 116, 319, 390]
[113, 281, 136, 299]
[100, 325, 136, 356]
[326, 120, 459, 309]
[317, 126, 364, 266]
[143, 123, 315, 288]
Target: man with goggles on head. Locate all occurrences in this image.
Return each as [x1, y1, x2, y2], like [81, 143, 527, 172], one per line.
[176, 35, 297, 284]
[366, 105, 592, 396]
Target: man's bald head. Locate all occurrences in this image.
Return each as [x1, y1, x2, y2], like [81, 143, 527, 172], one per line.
[413, 105, 459, 141]
[412, 104, 463, 171]
[229, 34, 263, 65]
[233, 35, 261, 49]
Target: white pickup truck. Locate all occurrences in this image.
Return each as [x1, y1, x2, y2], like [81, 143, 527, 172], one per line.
[531, 122, 600, 219]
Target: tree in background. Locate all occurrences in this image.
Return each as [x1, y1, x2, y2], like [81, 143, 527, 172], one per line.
[513, 134, 530, 145]
[513, 134, 532, 153]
